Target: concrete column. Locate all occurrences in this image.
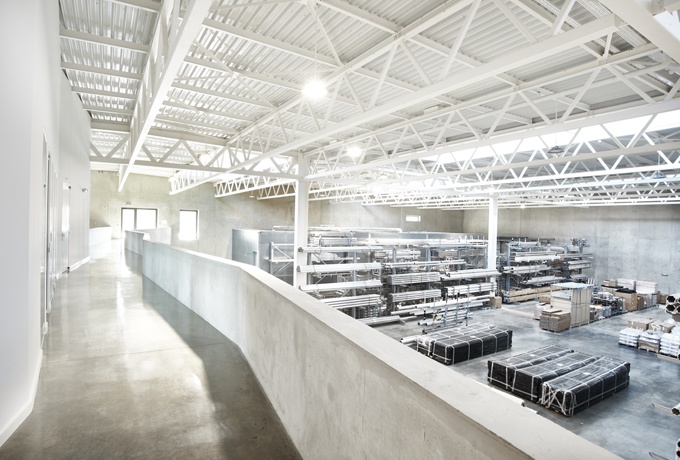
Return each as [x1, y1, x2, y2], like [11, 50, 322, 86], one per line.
[487, 195, 498, 272]
[293, 153, 309, 288]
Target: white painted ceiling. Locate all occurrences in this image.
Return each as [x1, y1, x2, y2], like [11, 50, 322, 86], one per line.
[60, 0, 680, 208]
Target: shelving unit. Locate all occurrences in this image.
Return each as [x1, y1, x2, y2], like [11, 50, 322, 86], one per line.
[498, 237, 595, 303]
[298, 241, 384, 319]
[235, 228, 499, 324]
[499, 239, 563, 303]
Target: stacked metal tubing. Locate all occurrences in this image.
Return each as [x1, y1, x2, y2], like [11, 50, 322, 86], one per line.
[666, 293, 680, 315]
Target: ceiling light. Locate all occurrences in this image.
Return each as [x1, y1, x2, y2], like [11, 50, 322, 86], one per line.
[198, 152, 211, 164]
[651, 171, 666, 179]
[301, 79, 327, 99]
[378, 173, 388, 181]
[520, 204, 526, 209]
[347, 145, 361, 158]
[547, 146, 564, 154]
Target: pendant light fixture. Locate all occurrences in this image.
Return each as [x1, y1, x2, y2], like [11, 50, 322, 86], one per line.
[302, 2, 327, 99]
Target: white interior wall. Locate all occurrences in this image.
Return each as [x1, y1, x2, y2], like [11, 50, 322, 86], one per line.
[0, 1, 90, 446]
[0, 0, 85, 447]
[462, 205, 680, 293]
[58, 75, 91, 271]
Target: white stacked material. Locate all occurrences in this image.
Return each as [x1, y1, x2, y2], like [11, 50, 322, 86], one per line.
[534, 303, 547, 320]
[617, 279, 636, 290]
[618, 328, 642, 347]
[638, 330, 661, 352]
[636, 280, 657, 295]
[660, 333, 680, 358]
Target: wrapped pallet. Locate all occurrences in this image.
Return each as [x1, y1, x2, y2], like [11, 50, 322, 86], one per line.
[416, 324, 513, 365]
[496, 352, 597, 402]
[487, 346, 573, 391]
[618, 328, 642, 347]
[540, 357, 630, 416]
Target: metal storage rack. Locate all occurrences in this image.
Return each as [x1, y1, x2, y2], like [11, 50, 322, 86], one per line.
[499, 239, 563, 303]
[560, 239, 593, 282]
[235, 228, 498, 324]
[298, 237, 384, 319]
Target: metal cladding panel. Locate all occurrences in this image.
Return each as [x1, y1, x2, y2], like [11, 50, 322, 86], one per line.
[231, 229, 260, 267]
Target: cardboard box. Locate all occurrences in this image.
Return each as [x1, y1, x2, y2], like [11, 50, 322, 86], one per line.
[627, 318, 655, 330]
[489, 296, 502, 308]
[540, 311, 571, 332]
[614, 291, 638, 312]
[651, 319, 675, 334]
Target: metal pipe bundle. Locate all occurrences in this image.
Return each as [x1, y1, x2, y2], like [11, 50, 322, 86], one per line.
[512, 252, 559, 262]
[388, 289, 441, 303]
[502, 264, 549, 274]
[300, 279, 383, 293]
[386, 272, 441, 285]
[297, 262, 381, 273]
[440, 268, 500, 281]
[320, 294, 382, 310]
[666, 293, 680, 315]
[526, 275, 563, 285]
[298, 245, 383, 253]
[382, 260, 464, 269]
[358, 316, 402, 327]
[446, 283, 495, 296]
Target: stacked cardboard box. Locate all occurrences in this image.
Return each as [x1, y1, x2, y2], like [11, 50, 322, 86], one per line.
[540, 309, 571, 332]
[614, 290, 639, 312]
[651, 319, 675, 334]
[550, 284, 592, 327]
[627, 318, 655, 330]
[489, 296, 502, 308]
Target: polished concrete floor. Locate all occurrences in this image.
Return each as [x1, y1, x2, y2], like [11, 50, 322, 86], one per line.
[0, 242, 300, 460]
[380, 302, 680, 460]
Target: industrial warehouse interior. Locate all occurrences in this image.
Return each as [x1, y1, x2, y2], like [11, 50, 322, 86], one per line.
[1, 0, 680, 459]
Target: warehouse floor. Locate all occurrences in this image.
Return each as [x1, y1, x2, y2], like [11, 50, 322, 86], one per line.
[380, 302, 680, 460]
[0, 242, 300, 460]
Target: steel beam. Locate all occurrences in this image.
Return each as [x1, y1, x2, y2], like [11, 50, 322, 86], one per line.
[60, 28, 150, 53]
[599, 0, 680, 64]
[119, 0, 214, 191]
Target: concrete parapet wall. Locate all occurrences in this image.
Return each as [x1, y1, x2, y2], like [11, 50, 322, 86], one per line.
[140, 239, 619, 460]
[125, 228, 171, 254]
[89, 227, 112, 247]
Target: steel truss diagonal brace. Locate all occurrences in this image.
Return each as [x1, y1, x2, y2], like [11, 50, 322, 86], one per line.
[119, 0, 214, 192]
[222, 14, 621, 174]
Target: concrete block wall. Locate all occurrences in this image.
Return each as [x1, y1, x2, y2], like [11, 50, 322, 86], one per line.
[91, 172, 464, 258]
[140, 239, 618, 460]
[462, 205, 680, 293]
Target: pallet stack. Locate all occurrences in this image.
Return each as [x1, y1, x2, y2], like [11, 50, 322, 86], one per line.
[540, 308, 571, 332]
